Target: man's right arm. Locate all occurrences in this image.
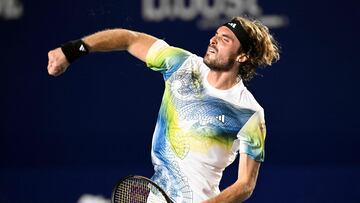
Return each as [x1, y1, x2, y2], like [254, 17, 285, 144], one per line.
[47, 29, 158, 76]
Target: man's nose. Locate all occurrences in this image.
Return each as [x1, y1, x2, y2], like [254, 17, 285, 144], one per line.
[210, 36, 218, 45]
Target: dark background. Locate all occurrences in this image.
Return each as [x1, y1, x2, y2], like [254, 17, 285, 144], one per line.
[1, 0, 359, 202]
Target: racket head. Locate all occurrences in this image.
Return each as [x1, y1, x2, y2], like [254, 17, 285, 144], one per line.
[111, 175, 173, 203]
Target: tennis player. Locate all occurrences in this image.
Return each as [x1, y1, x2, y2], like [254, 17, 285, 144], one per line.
[48, 16, 279, 203]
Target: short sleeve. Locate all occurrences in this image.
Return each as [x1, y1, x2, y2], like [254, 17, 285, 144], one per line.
[237, 110, 266, 162]
[145, 39, 191, 79]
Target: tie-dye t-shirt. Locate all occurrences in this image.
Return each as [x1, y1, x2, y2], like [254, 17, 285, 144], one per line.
[145, 40, 266, 203]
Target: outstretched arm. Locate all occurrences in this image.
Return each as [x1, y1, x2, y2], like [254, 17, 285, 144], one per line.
[47, 29, 158, 76]
[202, 153, 260, 203]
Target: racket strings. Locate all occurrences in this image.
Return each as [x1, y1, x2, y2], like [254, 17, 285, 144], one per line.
[113, 177, 168, 203]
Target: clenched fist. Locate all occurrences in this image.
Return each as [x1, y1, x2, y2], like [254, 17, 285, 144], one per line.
[47, 48, 70, 76]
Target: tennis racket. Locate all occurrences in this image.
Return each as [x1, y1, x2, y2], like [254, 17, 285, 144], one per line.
[111, 175, 173, 203]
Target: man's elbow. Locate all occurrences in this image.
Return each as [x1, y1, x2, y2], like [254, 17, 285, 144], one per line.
[242, 184, 255, 201]
[245, 185, 255, 200]
[236, 179, 256, 201]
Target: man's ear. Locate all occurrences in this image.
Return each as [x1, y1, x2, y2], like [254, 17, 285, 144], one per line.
[236, 53, 248, 63]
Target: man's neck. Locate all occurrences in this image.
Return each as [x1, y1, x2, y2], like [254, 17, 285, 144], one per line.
[207, 69, 240, 90]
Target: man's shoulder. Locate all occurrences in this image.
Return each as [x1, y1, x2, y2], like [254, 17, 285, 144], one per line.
[149, 39, 194, 55]
[238, 87, 264, 113]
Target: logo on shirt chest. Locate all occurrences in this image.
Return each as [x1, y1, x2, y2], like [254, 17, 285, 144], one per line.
[216, 114, 225, 123]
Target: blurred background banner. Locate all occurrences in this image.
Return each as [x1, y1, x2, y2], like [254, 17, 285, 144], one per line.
[1, 0, 359, 202]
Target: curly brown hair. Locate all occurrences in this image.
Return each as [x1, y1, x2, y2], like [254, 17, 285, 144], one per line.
[232, 17, 280, 82]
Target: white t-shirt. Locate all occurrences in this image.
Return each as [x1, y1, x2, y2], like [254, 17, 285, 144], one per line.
[145, 40, 266, 203]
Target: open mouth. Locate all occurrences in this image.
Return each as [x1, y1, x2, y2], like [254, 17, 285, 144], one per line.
[207, 45, 217, 54]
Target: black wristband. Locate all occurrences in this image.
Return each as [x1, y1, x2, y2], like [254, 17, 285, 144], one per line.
[61, 39, 89, 63]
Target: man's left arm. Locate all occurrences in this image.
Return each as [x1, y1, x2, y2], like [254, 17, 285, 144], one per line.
[202, 153, 260, 203]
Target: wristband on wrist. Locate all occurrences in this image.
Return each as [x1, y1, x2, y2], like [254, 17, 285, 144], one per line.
[61, 39, 89, 63]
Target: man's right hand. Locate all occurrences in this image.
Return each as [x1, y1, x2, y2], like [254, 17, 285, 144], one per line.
[47, 48, 70, 76]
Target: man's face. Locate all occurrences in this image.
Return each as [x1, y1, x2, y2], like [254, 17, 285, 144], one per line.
[203, 26, 241, 72]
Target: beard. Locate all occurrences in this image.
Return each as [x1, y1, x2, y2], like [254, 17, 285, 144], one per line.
[203, 52, 236, 72]
[203, 47, 236, 72]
